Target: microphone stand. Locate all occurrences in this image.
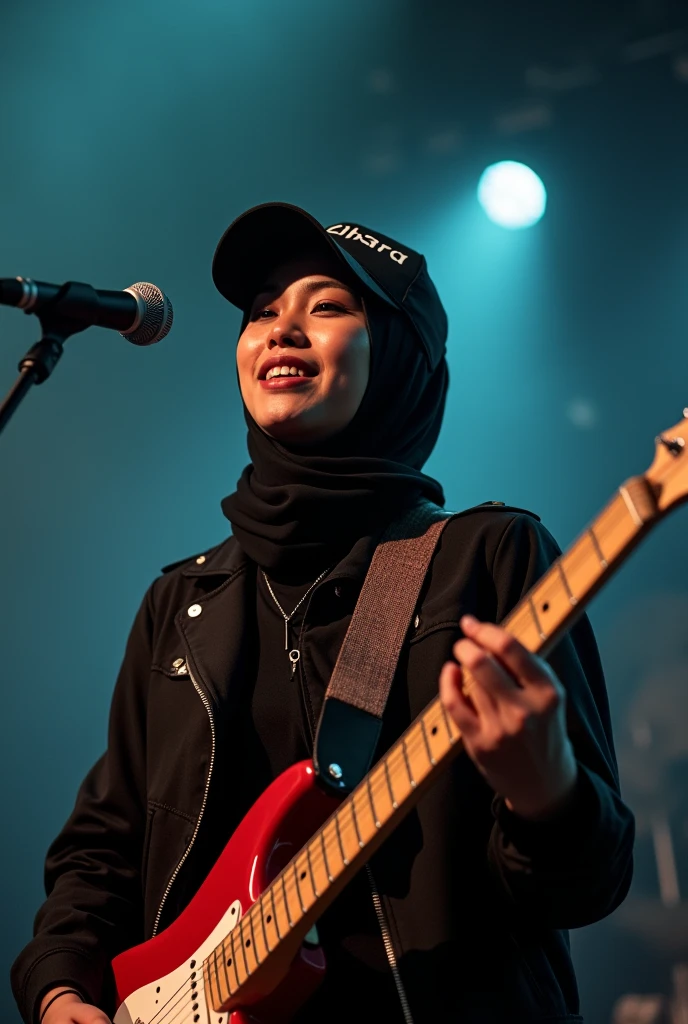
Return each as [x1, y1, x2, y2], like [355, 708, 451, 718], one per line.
[0, 283, 95, 437]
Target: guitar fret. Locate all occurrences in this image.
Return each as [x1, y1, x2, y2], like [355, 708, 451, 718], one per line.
[528, 594, 546, 641]
[293, 862, 306, 914]
[420, 716, 436, 765]
[588, 526, 608, 569]
[238, 920, 251, 977]
[350, 797, 364, 849]
[221, 934, 232, 998]
[439, 700, 455, 743]
[383, 756, 398, 808]
[401, 736, 417, 788]
[334, 813, 350, 866]
[247, 910, 260, 967]
[212, 946, 221, 1007]
[258, 896, 271, 956]
[281, 873, 293, 927]
[229, 929, 242, 987]
[203, 958, 214, 1014]
[306, 843, 319, 897]
[557, 559, 577, 606]
[367, 773, 381, 827]
[321, 829, 334, 882]
[269, 885, 282, 940]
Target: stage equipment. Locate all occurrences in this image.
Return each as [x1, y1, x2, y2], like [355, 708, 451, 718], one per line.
[0, 279, 172, 436]
[477, 160, 547, 229]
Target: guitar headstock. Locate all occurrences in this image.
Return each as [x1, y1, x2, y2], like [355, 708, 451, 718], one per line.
[646, 410, 688, 513]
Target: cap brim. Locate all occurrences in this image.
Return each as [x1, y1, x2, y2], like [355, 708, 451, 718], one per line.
[212, 202, 395, 312]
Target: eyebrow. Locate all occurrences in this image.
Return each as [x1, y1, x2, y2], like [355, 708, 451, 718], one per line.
[253, 278, 359, 303]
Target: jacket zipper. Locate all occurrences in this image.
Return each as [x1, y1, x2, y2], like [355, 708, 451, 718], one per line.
[366, 865, 415, 1024]
[151, 659, 216, 937]
[297, 582, 414, 1024]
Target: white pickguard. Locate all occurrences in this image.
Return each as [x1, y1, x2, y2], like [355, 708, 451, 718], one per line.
[114, 898, 242, 1024]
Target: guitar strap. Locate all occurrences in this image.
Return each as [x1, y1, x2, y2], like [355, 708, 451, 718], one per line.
[313, 499, 454, 794]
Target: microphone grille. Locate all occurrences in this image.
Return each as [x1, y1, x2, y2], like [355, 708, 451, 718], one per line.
[122, 282, 174, 345]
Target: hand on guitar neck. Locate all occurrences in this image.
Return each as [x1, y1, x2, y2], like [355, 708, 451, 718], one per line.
[439, 613, 579, 822]
[39, 987, 110, 1024]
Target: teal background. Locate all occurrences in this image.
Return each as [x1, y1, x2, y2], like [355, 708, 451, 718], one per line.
[2, 2, 688, 1021]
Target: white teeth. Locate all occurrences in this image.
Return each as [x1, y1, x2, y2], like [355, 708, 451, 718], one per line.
[265, 365, 308, 380]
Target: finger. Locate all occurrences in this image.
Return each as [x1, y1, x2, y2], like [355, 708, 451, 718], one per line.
[439, 661, 479, 737]
[460, 615, 552, 688]
[453, 636, 520, 706]
[449, 642, 510, 731]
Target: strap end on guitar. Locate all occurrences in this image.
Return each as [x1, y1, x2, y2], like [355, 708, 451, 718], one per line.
[313, 697, 383, 796]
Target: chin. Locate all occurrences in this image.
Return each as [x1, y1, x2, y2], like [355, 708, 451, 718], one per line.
[258, 415, 337, 447]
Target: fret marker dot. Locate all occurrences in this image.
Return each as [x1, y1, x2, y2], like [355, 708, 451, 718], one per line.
[246, 938, 251, 947]
[267, 914, 272, 923]
[300, 871, 307, 880]
[226, 958, 232, 967]
[431, 726, 438, 735]
[542, 602, 549, 612]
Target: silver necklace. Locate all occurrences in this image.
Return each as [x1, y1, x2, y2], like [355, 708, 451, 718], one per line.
[261, 565, 333, 675]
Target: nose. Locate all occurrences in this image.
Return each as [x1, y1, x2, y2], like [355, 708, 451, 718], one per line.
[267, 319, 307, 349]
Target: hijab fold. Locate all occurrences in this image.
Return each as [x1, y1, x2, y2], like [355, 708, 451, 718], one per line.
[222, 297, 448, 581]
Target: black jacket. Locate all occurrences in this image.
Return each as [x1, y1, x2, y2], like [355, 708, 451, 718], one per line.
[11, 506, 634, 1024]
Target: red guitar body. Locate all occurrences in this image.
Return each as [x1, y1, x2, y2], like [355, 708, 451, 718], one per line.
[112, 761, 339, 1024]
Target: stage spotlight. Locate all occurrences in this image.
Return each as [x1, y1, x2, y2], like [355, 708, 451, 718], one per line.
[477, 161, 547, 229]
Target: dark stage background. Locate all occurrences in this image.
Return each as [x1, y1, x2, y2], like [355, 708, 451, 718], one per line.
[2, 2, 688, 1022]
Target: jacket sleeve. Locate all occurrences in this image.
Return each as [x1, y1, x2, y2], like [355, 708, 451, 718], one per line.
[485, 513, 635, 928]
[10, 583, 157, 1024]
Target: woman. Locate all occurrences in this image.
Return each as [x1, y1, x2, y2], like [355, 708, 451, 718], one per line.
[12, 203, 634, 1024]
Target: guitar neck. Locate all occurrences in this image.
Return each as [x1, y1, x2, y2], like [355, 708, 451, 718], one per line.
[206, 472, 661, 1009]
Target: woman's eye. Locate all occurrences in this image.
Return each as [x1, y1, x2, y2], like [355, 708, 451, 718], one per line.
[313, 301, 344, 313]
[255, 308, 275, 319]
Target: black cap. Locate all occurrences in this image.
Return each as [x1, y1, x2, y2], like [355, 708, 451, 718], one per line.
[212, 202, 447, 371]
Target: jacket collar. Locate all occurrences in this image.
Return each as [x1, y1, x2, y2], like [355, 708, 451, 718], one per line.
[167, 529, 381, 590]
[161, 536, 248, 579]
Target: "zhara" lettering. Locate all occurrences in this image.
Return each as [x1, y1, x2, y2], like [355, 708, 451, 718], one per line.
[326, 225, 408, 264]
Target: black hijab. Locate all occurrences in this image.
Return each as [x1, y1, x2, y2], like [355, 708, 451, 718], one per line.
[221, 294, 448, 581]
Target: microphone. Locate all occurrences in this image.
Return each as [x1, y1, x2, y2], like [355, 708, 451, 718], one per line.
[0, 277, 173, 346]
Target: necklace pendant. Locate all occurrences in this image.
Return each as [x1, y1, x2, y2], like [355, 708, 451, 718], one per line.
[288, 649, 300, 676]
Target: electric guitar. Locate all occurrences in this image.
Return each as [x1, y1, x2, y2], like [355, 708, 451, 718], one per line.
[112, 413, 688, 1024]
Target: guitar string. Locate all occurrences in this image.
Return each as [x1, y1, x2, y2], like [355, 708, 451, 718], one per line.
[139, 472, 672, 1022]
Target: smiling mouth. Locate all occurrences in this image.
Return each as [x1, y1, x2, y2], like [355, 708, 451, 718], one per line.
[264, 365, 308, 380]
[259, 365, 317, 389]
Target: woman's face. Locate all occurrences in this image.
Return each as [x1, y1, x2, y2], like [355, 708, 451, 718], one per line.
[236, 256, 370, 445]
